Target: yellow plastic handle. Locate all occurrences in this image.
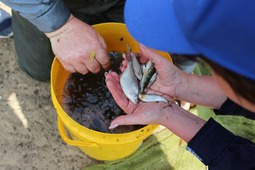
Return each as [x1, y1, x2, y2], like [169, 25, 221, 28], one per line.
[58, 117, 98, 147]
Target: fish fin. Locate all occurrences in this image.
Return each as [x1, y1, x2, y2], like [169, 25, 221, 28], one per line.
[125, 44, 132, 62]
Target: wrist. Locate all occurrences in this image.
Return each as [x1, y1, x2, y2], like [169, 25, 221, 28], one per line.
[160, 103, 206, 142]
[175, 71, 190, 100]
[45, 14, 74, 38]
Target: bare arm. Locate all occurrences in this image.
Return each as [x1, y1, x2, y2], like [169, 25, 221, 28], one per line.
[176, 73, 227, 109]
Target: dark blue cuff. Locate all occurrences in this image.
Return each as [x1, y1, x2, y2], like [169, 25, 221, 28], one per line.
[214, 98, 255, 120]
[187, 118, 235, 165]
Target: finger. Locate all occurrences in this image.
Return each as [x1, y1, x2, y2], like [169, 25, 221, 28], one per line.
[96, 33, 110, 69]
[61, 62, 77, 73]
[121, 60, 128, 68]
[109, 114, 144, 128]
[107, 71, 120, 83]
[120, 53, 128, 72]
[82, 57, 101, 74]
[135, 52, 148, 64]
[73, 62, 89, 75]
[97, 33, 107, 50]
[105, 72, 130, 111]
[120, 64, 126, 72]
[94, 46, 110, 70]
[122, 53, 127, 59]
[139, 44, 169, 67]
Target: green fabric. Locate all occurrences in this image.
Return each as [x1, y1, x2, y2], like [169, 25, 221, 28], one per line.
[84, 125, 205, 170]
[84, 61, 255, 170]
[84, 106, 255, 170]
[193, 60, 211, 76]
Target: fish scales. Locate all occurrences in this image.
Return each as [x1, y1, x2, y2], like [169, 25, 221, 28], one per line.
[139, 94, 168, 104]
[120, 51, 139, 104]
[126, 44, 142, 80]
[140, 61, 156, 93]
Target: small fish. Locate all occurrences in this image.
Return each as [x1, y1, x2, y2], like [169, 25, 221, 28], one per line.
[126, 44, 142, 80]
[140, 61, 156, 93]
[147, 72, 157, 88]
[120, 51, 139, 104]
[141, 64, 146, 74]
[138, 93, 168, 104]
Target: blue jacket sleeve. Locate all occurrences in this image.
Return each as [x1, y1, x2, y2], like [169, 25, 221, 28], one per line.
[214, 98, 255, 120]
[1, 0, 70, 32]
[187, 118, 255, 170]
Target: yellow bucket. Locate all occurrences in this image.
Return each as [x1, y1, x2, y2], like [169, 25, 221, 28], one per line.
[50, 23, 171, 161]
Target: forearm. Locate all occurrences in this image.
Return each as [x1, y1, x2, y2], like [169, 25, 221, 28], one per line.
[161, 105, 255, 168]
[160, 103, 206, 142]
[177, 73, 227, 109]
[1, 0, 70, 32]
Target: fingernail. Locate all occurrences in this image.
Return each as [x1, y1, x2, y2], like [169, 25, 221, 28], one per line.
[109, 124, 119, 129]
[104, 70, 112, 76]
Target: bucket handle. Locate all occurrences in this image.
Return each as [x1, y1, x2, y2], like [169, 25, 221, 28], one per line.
[58, 117, 98, 147]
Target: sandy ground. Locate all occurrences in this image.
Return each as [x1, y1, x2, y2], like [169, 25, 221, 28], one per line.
[0, 3, 99, 170]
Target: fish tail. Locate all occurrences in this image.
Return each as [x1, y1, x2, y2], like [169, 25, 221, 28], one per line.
[125, 43, 133, 62]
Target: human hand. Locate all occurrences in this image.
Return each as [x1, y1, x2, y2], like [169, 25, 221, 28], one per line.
[137, 45, 227, 108]
[105, 71, 173, 128]
[121, 44, 187, 99]
[45, 15, 109, 74]
[105, 47, 206, 142]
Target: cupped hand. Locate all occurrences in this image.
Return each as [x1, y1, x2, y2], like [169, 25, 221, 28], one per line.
[105, 70, 206, 143]
[121, 44, 187, 99]
[105, 71, 174, 128]
[45, 15, 109, 74]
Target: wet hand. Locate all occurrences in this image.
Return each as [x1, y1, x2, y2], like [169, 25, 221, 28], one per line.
[105, 71, 173, 128]
[136, 44, 187, 99]
[106, 57, 206, 142]
[45, 15, 110, 74]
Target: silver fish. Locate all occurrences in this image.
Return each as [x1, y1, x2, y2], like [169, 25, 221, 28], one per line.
[147, 72, 157, 88]
[126, 44, 142, 80]
[120, 50, 139, 104]
[141, 63, 157, 89]
[140, 61, 156, 93]
[141, 64, 146, 74]
[138, 93, 168, 104]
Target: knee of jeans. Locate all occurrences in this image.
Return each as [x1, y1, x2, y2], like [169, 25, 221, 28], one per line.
[31, 72, 50, 82]
[18, 61, 51, 81]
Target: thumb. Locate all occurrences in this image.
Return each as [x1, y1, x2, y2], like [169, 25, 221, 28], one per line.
[139, 44, 169, 67]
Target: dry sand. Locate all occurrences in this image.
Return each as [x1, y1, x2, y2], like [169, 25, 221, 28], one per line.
[0, 3, 99, 170]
